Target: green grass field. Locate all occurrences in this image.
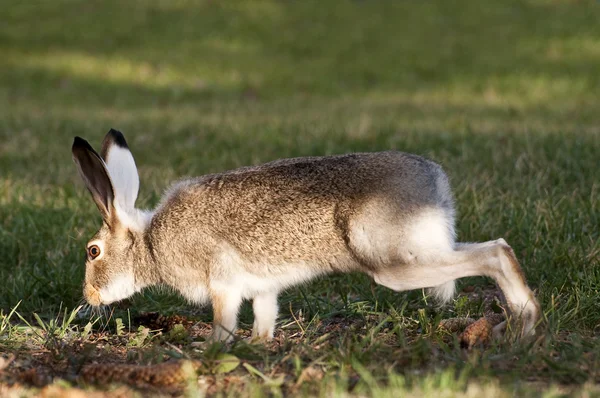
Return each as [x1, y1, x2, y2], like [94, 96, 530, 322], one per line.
[1, 0, 599, 396]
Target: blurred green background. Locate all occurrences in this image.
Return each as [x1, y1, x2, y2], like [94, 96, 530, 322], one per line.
[0, 0, 598, 330]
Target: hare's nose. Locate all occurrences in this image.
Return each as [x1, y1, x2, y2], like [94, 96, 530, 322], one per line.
[84, 283, 102, 307]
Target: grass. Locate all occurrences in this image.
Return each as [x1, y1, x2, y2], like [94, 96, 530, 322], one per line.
[0, 0, 599, 396]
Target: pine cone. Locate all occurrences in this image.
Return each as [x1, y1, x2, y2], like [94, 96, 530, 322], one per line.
[460, 318, 492, 349]
[438, 317, 476, 333]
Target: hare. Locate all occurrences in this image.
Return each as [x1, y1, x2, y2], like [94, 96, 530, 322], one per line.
[72, 129, 540, 342]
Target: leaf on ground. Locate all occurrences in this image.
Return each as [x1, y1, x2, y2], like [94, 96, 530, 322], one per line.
[214, 353, 240, 374]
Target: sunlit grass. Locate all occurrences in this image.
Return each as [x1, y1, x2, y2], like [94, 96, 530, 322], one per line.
[0, 0, 599, 396]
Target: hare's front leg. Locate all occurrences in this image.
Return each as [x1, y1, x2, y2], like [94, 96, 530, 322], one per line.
[251, 292, 279, 341]
[210, 289, 243, 342]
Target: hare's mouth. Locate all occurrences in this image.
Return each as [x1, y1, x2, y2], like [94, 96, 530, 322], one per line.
[84, 283, 102, 307]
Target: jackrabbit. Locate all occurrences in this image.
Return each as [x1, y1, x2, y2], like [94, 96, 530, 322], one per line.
[72, 129, 540, 341]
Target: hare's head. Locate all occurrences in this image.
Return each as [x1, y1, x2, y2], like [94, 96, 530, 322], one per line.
[72, 130, 150, 306]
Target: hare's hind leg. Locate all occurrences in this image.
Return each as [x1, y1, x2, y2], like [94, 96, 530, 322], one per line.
[251, 292, 279, 341]
[373, 240, 540, 337]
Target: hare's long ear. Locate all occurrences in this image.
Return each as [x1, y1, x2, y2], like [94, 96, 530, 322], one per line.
[100, 129, 139, 211]
[72, 136, 115, 223]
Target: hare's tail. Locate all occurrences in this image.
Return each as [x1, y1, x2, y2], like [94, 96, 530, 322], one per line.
[428, 281, 456, 305]
[424, 160, 457, 305]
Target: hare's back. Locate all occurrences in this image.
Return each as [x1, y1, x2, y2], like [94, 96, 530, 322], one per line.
[220, 151, 445, 196]
[187, 150, 450, 213]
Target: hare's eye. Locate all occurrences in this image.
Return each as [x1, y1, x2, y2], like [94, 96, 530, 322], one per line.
[88, 245, 101, 259]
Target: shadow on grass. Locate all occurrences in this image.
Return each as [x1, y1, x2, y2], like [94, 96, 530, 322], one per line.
[1, 1, 600, 105]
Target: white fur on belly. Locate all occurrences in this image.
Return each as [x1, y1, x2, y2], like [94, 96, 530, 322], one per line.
[211, 244, 322, 299]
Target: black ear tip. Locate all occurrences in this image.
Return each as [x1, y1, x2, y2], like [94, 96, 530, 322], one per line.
[73, 136, 93, 151]
[107, 128, 128, 148]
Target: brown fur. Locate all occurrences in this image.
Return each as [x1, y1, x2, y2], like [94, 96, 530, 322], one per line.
[146, 152, 448, 280]
[72, 131, 540, 341]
